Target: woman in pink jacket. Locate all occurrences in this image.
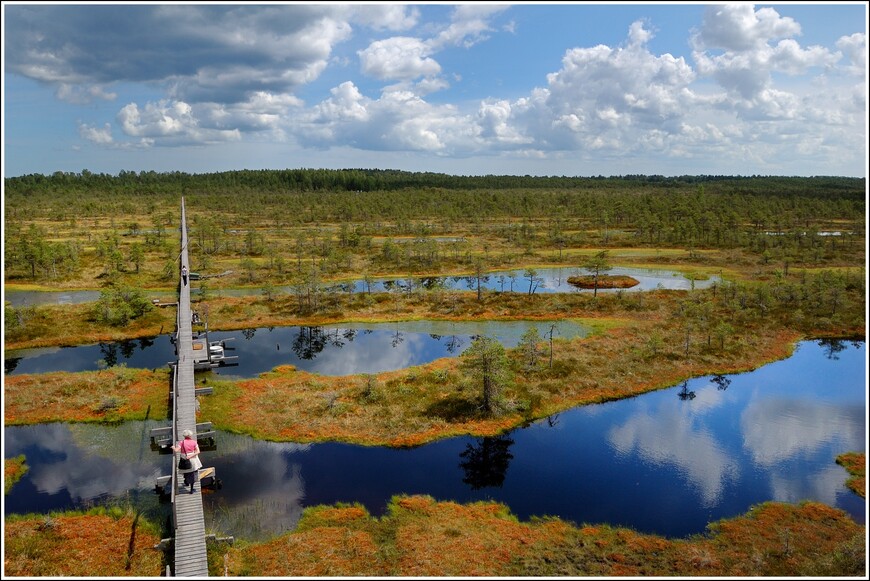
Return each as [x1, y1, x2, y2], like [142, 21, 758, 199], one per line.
[172, 429, 202, 494]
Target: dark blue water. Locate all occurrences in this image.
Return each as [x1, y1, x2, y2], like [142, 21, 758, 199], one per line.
[4, 320, 588, 378]
[4, 340, 864, 541]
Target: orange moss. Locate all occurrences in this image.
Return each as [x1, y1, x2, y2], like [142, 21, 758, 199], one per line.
[3, 513, 164, 576]
[392, 500, 547, 576]
[241, 527, 382, 576]
[567, 274, 640, 289]
[309, 505, 370, 525]
[223, 495, 864, 577]
[395, 495, 438, 514]
[836, 452, 866, 498]
[4, 456, 28, 494]
[4, 368, 168, 425]
[198, 319, 818, 449]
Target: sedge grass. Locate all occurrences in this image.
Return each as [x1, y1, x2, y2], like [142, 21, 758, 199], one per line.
[3, 506, 165, 577]
[836, 452, 866, 498]
[4, 455, 29, 494]
[217, 493, 864, 577]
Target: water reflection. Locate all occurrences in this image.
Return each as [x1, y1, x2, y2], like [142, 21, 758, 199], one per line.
[606, 341, 865, 515]
[5, 357, 22, 374]
[740, 396, 864, 467]
[3, 289, 103, 306]
[5, 267, 718, 307]
[204, 439, 310, 539]
[677, 381, 697, 400]
[608, 386, 738, 507]
[459, 436, 515, 490]
[6, 320, 588, 378]
[4, 340, 864, 541]
[3, 423, 164, 513]
[283, 267, 721, 297]
[712, 374, 731, 390]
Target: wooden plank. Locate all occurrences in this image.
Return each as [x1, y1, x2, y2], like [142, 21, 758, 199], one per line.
[154, 422, 211, 438]
[153, 430, 216, 445]
[170, 198, 209, 578]
[175, 542, 207, 554]
[175, 552, 207, 564]
[175, 542, 206, 553]
[175, 535, 207, 547]
[169, 387, 214, 398]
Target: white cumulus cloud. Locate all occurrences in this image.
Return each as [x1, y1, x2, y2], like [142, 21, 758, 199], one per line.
[359, 37, 441, 81]
[78, 122, 113, 144]
[691, 4, 841, 108]
[117, 100, 241, 145]
[296, 82, 477, 153]
[836, 32, 867, 75]
[691, 3, 802, 51]
[348, 4, 419, 31]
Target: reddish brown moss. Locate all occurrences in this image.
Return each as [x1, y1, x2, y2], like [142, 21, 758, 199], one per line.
[4, 513, 164, 577]
[836, 452, 866, 498]
[567, 274, 640, 289]
[4, 368, 168, 425]
[4, 455, 29, 494]
[222, 495, 864, 577]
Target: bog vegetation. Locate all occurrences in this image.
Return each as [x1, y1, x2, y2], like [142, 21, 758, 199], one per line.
[3, 491, 864, 577]
[3, 169, 866, 576]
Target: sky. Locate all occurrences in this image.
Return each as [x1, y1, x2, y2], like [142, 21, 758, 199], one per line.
[2, 2, 868, 178]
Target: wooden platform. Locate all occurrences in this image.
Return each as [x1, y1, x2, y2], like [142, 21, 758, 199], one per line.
[171, 198, 210, 577]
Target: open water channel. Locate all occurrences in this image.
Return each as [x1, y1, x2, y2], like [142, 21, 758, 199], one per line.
[5, 320, 590, 377]
[3, 266, 719, 307]
[4, 339, 865, 542]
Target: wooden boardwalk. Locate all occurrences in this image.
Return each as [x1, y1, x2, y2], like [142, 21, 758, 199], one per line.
[171, 197, 209, 577]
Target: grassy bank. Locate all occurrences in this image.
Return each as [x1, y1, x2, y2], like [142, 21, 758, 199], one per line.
[837, 452, 866, 499]
[4, 367, 169, 426]
[4, 301, 175, 351]
[4, 284, 863, 447]
[4, 455, 29, 494]
[197, 320, 804, 447]
[220, 494, 864, 577]
[4, 457, 864, 577]
[3, 506, 165, 576]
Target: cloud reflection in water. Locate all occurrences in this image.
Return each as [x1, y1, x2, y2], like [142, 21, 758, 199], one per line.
[740, 396, 865, 467]
[4, 423, 162, 501]
[203, 436, 310, 540]
[4, 340, 864, 541]
[608, 389, 738, 507]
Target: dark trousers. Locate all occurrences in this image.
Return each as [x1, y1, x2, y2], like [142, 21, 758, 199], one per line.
[182, 470, 198, 487]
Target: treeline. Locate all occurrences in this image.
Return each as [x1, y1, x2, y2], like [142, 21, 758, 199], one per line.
[4, 169, 865, 285]
[4, 170, 865, 225]
[5, 167, 865, 197]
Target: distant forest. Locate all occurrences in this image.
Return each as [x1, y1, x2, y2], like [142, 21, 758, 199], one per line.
[5, 170, 865, 233]
[4, 168, 865, 197]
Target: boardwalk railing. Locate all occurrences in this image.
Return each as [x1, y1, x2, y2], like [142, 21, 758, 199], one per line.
[170, 362, 178, 521]
[168, 197, 209, 577]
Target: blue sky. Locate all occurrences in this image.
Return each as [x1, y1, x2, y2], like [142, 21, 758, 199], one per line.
[2, 2, 867, 178]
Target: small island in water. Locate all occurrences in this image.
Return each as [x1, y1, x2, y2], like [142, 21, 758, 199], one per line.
[567, 274, 640, 289]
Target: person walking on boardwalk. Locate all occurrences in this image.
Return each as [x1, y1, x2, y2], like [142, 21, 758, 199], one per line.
[173, 429, 202, 494]
[181, 265, 188, 285]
